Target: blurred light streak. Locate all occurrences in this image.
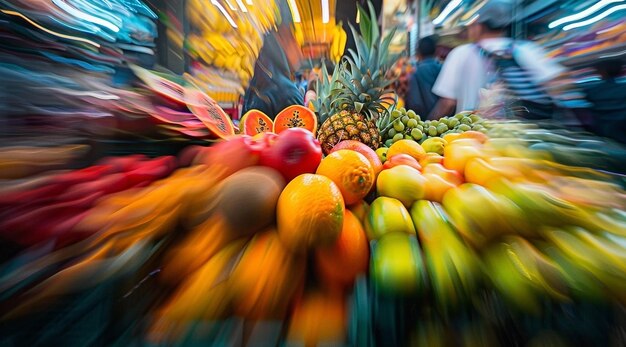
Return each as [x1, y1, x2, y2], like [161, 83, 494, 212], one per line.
[465, 14, 480, 26]
[52, 0, 120, 32]
[563, 4, 626, 31]
[322, 0, 330, 24]
[433, 0, 462, 26]
[224, 0, 237, 11]
[600, 49, 626, 58]
[36, 88, 120, 100]
[549, 0, 624, 28]
[211, 0, 238, 28]
[246, 0, 253, 4]
[356, 7, 360, 23]
[287, 0, 301, 23]
[0, 9, 101, 48]
[235, 0, 248, 12]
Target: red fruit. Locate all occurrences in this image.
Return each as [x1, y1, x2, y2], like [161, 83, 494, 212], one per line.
[330, 140, 383, 176]
[259, 128, 323, 182]
[97, 155, 148, 172]
[178, 145, 205, 167]
[197, 135, 263, 176]
[252, 131, 278, 150]
[49, 165, 115, 186]
[382, 154, 422, 172]
[58, 173, 131, 201]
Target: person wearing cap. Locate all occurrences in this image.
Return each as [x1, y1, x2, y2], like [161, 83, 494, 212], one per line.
[429, 0, 565, 118]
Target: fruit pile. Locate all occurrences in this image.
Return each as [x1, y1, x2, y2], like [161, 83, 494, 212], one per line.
[1, 121, 625, 344]
[383, 109, 488, 147]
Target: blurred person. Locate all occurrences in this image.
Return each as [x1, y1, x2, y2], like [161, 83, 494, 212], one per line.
[430, 0, 564, 119]
[304, 79, 317, 110]
[405, 35, 442, 117]
[582, 59, 626, 144]
[242, 30, 304, 118]
[242, 1, 304, 118]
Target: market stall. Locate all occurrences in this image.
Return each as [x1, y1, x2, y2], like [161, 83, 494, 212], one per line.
[1, 0, 626, 346]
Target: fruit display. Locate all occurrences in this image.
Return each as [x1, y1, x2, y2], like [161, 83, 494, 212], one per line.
[3, 1, 626, 345]
[2, 109, 626, 345]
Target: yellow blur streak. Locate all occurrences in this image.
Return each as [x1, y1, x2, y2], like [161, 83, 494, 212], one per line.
[1, 9, 100, 48]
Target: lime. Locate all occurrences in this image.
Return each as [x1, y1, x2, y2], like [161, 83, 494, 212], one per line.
[394, 121, 405, 132]
[461, 117, 472, 125]
[458, 124, 471, 132]
[391, 110, 402, 119]
[448, 118, 460, 128]
[428, 126, 438, 137]
[470, 114, 481, 123]
[392, 133, 404, 143]
[407, 119, 418, 128]
[401, 115, 410, 124]
[385, 139, 393, 147]
[388, 128, 397, 138]
[411, 128, 423, 141]
[437, 123, 449, 134]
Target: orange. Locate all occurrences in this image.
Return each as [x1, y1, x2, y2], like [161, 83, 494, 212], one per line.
[348, 199, 369, 224]
[277, 174, 344, 253]
[316, 149, 375, 205]
[330, 140, 383, 176]
[286, 290, 347, 346]
[387, 139, 427, 162]
[230, 230, 306, 319]
[315, 210, 369, 289]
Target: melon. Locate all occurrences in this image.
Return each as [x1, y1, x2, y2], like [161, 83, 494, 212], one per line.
[273, 105, 318, 134]
[240, 109, 274, 136]
[215, 166, 286, 236]
[130, 64, 186, 106]
[184, 88, 236, 139]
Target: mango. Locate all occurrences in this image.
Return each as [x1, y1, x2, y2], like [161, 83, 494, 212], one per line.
[442, 184, 531, 248]
[376, 165, 426, 207]
[421, 137, 447, 156]
[365, 197, 416, 240]
[371, 232, 425, 296]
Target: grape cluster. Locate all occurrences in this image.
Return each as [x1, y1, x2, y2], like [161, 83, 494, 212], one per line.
[384, 109, 487, 147]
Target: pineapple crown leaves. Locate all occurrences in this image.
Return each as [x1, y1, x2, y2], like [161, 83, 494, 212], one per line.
[328, 1, 400, 121]
[312, 59, 342, 124]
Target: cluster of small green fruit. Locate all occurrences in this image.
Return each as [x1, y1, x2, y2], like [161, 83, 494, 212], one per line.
[383, 109, 488, 147]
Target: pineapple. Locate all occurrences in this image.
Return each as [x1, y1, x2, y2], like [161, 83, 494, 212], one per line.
[314, 1, 398, 154]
